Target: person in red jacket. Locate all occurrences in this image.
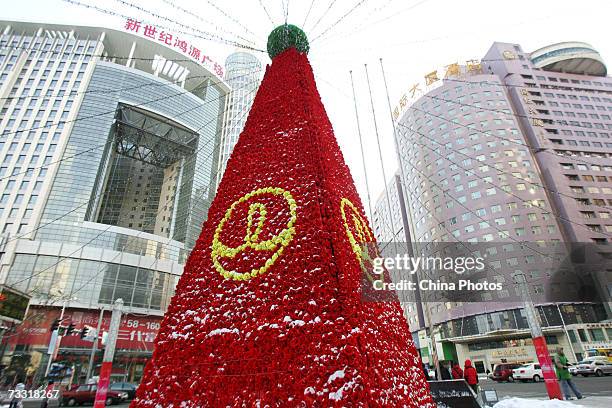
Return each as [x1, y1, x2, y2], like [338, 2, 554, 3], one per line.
[451, 362, 464, 379]
[463, 359, 479, 394]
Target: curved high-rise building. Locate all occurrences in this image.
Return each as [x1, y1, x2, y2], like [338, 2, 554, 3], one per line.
[0, 20, 229, 383]
[374, 41, 611, 372]
[217, 51, 261, 185]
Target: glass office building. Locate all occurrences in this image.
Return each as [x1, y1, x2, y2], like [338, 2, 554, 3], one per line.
[0, 20, 229, 381]
[216, 51, 261, 185]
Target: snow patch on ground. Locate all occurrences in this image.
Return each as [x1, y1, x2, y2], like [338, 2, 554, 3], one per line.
[493, 398, 584, 408]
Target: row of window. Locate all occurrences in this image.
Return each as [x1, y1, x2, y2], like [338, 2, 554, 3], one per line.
[451, 224, 557, 238]
[552, 137, 612, 148]
[524, 72, 611, 88]
[565, 173, 610, 183]
[551, 110, 610, 120]
[448, 212, 553, 227]
[560, 162, 612, 172]
[574, 197, 612, 207]
[569, 185, 612, 194]
[413, 199, 550, 234]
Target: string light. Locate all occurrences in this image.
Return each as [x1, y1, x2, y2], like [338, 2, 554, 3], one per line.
[61, 0, 265, 52]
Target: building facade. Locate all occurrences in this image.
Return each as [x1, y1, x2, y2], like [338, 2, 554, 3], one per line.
[0, 20, 229, 383]
[374, 41, 611, 372]
[216, 51, 261, 185]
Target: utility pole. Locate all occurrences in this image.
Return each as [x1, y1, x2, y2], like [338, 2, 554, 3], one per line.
[423, 300, 442, 381]
[86, 308, 105, 382]
[515, 274, 562, 399]
[379, 58, 426, 330]
[557, 303, 578, 363]
[94, 299, 123, 408]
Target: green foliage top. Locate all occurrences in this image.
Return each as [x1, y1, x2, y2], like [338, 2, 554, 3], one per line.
[267, 24, 309, 59]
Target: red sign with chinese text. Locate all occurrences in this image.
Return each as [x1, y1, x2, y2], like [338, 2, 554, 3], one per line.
[7, 307, 161, 352]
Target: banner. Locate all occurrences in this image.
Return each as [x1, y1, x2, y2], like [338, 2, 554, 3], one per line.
[8, 307, 161, 352]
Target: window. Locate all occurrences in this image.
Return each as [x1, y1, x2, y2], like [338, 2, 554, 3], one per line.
[589, 328, 606, 342]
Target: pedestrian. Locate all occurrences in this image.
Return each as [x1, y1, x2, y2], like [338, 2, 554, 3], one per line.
[451, 361, 464, 379]
[9, 380, 25, 408]
[554, 347, 583, 400]
[439, 362, 451, 380]
[463, 359, 479, 395]
[421, 363, 430, 381]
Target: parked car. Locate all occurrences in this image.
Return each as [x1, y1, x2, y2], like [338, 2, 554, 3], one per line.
[109, 382, 138, 400]
[585, 348, 612, 363]
[513, 363, 543, 382]
[568, 362, 578, 376]
[491, 363, 522, 382]
[575, 357, 612, 377]
[61, 384, 128, 406]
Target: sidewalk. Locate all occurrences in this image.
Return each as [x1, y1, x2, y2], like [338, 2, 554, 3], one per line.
[493, 396, 612, 408]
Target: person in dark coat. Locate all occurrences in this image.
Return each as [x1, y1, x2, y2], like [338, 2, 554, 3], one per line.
[439, 362, 452, 380]
[463, 359, 479, 394]
[422, 363, 430, 380]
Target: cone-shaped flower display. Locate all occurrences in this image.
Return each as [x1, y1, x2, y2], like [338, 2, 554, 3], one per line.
[132, 25, 434, 407]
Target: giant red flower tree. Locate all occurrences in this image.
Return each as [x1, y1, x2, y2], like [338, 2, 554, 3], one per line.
[133, 25, 433, 407]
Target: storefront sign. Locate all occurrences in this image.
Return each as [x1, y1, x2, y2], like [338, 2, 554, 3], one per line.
[8, 307, 161, 352]
[393, 59, 483, 121]
[491, 347, 530, 359]
[123, 17, 224, 78]
[582, 342, 612, 349]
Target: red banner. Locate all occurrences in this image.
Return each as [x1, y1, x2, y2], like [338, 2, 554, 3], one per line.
[7, 306, 161, 352]
[533, 336, 562, 400]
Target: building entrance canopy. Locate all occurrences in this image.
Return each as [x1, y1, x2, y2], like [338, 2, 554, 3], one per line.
[113, 104, 198, 168]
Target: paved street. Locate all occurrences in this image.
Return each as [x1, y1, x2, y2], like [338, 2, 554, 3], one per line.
[72, 377, 612, 407]
[480, 376, 612, 399]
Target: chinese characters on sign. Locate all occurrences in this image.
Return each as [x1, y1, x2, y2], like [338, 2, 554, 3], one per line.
[124, 18, 224, 78]
[392, 59, 484, 121]
[521, 88, 544, 127]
